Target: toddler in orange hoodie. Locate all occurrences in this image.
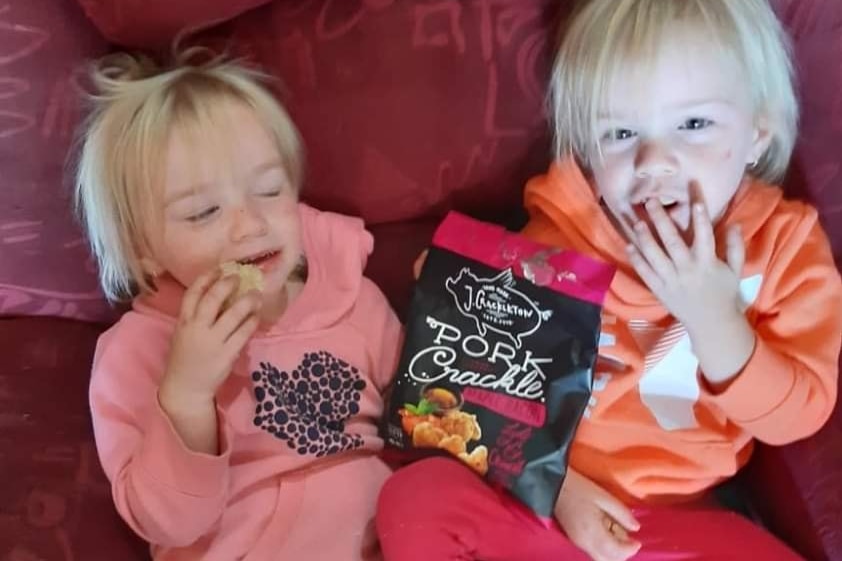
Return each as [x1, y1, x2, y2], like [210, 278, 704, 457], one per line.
[376, 1, 842, 560]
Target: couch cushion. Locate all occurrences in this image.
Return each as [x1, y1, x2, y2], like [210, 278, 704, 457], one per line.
[777, 0, 842, 268]
[4, 0, 841, 322]
[0, 317, 148, 560]
[744, 4, 842, 558]
[195, 0, 561, 226]
[0, 0, 112, 322]
[76, 0, 271, 48]
[1, 0, 562, 321]
[746, 406, 842, 561]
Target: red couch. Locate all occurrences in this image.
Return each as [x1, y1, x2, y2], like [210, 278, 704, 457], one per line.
[1, 0, 840, 559]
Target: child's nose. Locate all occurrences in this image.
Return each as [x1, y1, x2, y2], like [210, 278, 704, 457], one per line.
[231, 204, 268, 241]
[634, 140, 678, 178]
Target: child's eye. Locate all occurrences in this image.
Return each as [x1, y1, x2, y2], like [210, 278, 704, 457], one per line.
[253, 184, 286, 198]
[185, 206, 219, 222]
[679, 118, 713, 131]
[602, 128, 637, 142]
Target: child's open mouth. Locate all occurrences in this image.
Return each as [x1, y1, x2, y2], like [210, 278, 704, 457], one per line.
[633, 198, 691, 232]
[656, 197, 679, 210]
[238, 250, 282, 271]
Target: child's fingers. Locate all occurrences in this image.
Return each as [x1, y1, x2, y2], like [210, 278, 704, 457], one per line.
[590, 521, 642, 561]
[180, 268, 221, 320]
[215, 291, 262, 339]
[223, 314, 260, 357]
[630, 221, 676, 282]
[645, 200, 691, 266]
[691, 202, 716, 261]
[726, 224, 745, 276]
[596, 494, 640, 533]
[626, 244, 664, 294]
[194, 276, 239, 326]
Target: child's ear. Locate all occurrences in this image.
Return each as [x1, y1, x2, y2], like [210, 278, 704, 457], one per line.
[140, 256, 163, 278]
[748, 113, 774, 165]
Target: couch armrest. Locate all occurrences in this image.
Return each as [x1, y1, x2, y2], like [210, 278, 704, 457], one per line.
[76, 0, 271, 48]
[745, 394, 842, 561]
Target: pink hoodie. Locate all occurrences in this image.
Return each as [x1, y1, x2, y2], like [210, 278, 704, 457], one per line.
[90, 204, 402, 561]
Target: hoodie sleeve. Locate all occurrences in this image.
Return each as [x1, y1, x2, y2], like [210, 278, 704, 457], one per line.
[705, 207, 842, 445]
[89, 318, 232, 547]
[354, 278, 404, 393]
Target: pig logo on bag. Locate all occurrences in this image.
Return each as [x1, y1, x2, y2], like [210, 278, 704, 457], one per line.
[445, 268, 553, 348]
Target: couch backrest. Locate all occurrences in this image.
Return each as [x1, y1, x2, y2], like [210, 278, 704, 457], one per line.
[0, 0, 111, 321]
[1, 0, 840, 322]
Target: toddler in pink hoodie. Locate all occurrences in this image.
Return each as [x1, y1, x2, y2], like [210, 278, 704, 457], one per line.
[75, 51, 401, 561]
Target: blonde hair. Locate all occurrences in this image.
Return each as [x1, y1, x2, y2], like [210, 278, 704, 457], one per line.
[75, 50, 302, 301]
[550, 0, 798, 183]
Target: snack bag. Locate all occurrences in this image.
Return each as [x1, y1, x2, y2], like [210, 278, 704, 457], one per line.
[382, 212, 614, 519]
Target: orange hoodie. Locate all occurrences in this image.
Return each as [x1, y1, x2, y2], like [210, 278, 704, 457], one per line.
[523, 158, 842, 505]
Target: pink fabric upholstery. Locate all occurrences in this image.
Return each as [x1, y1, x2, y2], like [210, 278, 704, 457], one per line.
[0, 0, 112, 322]
[0, 317, 148, 560]
[776, 0, 842, 267]
[0, 0, 840, 559]
[76, 0, 271, 48]
[0, 0, 558, 321]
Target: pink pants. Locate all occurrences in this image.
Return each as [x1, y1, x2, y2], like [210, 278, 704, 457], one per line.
[376, 458, 804, 561]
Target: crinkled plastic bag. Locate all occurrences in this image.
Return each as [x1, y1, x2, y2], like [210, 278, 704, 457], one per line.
[382, 212, 615, 520]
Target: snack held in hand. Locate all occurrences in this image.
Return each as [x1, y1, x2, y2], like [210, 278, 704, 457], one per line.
[382, 212, 615, 519]
[220, 261, 264, 309]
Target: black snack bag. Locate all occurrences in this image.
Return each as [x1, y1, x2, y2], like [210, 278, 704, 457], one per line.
[382, 212, 615, 520]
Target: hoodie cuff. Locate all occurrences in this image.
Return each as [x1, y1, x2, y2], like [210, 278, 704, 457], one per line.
[705, 336, 796, 423]
[137, 399, 232, 497]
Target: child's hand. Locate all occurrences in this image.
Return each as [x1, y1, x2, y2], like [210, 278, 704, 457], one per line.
[554, 468, 641, 561]
[624, 194, 756, 384]
[160, 269, 262, 406]
[625, 196, 744, 327]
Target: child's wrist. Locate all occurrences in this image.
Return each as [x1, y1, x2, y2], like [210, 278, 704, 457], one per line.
[159, 379, 216, 415]
[689, 313, 756, 387]
[157, 384, 220, 455]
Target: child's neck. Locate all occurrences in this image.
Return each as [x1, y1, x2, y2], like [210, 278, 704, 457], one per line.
[258, 254, 308, 325]
[259, 280, 304, 325]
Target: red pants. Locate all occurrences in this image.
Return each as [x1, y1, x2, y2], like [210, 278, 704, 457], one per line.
[376, 458, 804, 561]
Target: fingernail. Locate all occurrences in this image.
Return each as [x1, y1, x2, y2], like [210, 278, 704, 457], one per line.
[694, 203, 705, 213]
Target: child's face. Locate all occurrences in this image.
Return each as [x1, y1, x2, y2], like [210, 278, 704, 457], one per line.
[143, 100, 301, 300]
[588, 32, 771, 235]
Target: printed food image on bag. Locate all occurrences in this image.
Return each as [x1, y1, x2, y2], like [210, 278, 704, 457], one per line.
[382, 212, 614, 519]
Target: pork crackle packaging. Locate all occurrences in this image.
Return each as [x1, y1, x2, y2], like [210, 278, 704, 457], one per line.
[382, 212, 615, 520]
